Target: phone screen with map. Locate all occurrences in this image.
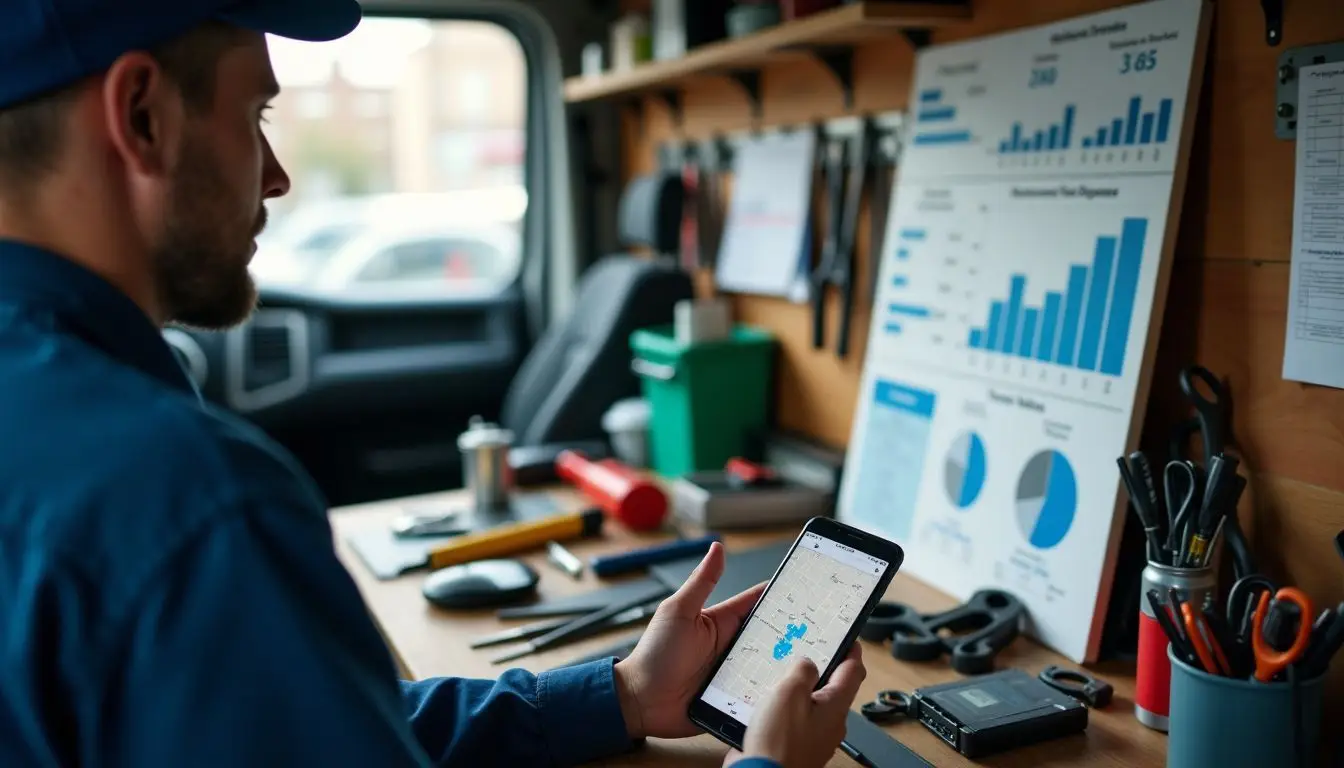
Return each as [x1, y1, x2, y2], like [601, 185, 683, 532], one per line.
[689, 518, 902, 747]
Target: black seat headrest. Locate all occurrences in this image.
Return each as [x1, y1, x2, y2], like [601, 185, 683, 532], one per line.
[618, 171, 684, 254]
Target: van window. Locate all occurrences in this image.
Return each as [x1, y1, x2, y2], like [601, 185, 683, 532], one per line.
[255, 19, 527, 298]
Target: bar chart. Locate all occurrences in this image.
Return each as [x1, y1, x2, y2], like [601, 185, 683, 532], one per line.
[995, 97, 1174, 155]
[912, 88, 973, 147]
[999, 105, 1076, 154]
[966, 217, 1149, 377]
[885, 227, 926, 336]
[1081, 96, 1173, 149]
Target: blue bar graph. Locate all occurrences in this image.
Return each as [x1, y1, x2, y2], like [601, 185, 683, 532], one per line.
[920, 107, 956, 122]
[920, 89, 942, 104]
[997, 105, 1076, 154]
[900, 229, 926, 241]
[1080, 96, 1175, 150]
[1124, 97, 1141, 144]
[1099, 219, 1148, 375]
[1077, 237, 1117, 370]
[893, 276, 908, 287]
[1083, 137, 1093, 148]
[1017, 309, 1039, 358]
[885, 322, 902, 335]
[964, 219, 1149, 378]
[890, 303, 931, 318]
[913, 130, 972, 146]
[986, 301, 1004, 350]
[1058, 266, 1088, 366]
[1156, 99, 1172, 142]
[1001, 276, 1026, 353]
[897, 248, 910, 260]
[1036, 292, 1062, 363]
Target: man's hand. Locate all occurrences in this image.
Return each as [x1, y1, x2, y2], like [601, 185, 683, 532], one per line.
[613, 541, 765, 740]
[725, 647, 866, 768]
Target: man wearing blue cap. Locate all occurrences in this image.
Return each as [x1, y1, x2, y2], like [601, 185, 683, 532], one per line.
[0, 1, 865, 766]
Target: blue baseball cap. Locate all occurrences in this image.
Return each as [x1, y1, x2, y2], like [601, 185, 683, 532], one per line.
[0, 0, 363, 109]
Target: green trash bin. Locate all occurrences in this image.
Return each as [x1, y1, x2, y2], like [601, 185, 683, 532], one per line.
[629, 324, 776, 477]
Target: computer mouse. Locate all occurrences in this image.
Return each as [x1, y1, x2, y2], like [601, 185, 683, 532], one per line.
[421, 559, 540, 609]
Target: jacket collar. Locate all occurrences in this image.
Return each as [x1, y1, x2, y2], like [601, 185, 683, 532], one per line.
[0, 239, 197, 396]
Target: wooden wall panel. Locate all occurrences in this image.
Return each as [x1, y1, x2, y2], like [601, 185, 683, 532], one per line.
[617, 0, 1344, 714]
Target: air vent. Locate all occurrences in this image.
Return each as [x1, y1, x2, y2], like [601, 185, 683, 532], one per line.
[245, 324, 293, 390]
[225, 309, 310, 412]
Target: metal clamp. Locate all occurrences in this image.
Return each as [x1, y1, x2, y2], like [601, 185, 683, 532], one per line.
[1274, 41, 1344, 139]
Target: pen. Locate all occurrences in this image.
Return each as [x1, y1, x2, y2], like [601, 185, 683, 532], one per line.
[546, 540, 584, 579]
[839, 739, 876, 768]
[428, 509, 604, 570]
[590, 534, 722, 577]
[1117, 456, 1165, 564]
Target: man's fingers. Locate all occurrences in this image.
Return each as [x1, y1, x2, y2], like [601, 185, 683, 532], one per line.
[779, 656, 820, 698]
[813, 644, 866, 710]
[705, 581, 767, 652]
[665, 541, 725, 614]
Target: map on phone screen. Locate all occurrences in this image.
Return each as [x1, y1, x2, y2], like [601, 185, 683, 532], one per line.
[699, 531, 887, 724]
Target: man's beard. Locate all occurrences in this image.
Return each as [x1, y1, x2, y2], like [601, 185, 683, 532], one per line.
[152, 137, 264, 330]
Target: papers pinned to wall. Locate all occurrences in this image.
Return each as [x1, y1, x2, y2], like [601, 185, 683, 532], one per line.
[714, 130, 815, 300]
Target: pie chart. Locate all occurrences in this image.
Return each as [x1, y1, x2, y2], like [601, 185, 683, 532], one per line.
[1015, 450, 1077, 549]
[944, 431, 987, 509]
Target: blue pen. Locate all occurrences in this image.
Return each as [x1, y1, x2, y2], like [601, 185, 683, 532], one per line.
[590, 535, 723, 577]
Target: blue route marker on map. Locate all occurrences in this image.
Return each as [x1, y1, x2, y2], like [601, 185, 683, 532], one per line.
[772, 622, 809, 660]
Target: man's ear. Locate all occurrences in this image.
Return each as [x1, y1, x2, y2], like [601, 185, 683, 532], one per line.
[101, 52, 182, 178]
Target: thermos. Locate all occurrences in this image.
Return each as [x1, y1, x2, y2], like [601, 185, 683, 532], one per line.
[458, 416, 514, 512]
[1134, 561, 1216, 731]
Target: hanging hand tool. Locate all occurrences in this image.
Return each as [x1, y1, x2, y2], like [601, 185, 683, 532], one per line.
[810, 119, 871, 358]
[867, 128, 898, 306]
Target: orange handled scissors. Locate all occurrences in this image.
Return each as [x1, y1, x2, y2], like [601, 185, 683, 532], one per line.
[1182, 599, 1231, 676]
[1251, 587, 1314, 683]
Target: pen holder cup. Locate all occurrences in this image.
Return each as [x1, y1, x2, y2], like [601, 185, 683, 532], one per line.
[1166, 647, 1325, 768]
[1135, 562, 1216, 731]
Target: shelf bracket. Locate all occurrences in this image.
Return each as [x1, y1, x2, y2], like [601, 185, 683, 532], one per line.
[655, 88, 684, 130]
[813, 47, 856, 111]
[902, 29, 933, 51]
[726, 69, 764, 122]
[1260, 0, 1283, 47]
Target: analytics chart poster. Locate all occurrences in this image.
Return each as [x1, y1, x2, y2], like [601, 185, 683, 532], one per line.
[838, 0, 1209, 662]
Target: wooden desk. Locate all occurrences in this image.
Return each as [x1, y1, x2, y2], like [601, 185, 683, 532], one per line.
[331, 489, 1166, 767]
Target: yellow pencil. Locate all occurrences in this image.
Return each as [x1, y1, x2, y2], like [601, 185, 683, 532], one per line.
[427, 508, 604, 570]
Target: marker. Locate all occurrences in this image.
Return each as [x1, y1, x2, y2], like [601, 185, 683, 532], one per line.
[427, 508, 604, 571]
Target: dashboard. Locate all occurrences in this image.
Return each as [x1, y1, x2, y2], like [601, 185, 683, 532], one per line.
[161, 287, 522, 429]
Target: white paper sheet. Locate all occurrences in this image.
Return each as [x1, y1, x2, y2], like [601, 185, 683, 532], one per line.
[714, 131, 815, 298]
[1283, 62, 1344, 389]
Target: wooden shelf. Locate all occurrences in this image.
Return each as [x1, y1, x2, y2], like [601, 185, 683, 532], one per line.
[563, 2, 970, 105]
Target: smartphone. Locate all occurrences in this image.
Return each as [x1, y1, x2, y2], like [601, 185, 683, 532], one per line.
[687, 517, 904, 749]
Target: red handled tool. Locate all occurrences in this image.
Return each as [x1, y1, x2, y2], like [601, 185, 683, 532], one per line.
[555, 451, 668, 532]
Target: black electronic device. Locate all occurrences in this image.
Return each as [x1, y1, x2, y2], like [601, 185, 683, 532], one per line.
[687, 517, 904, 750]
[911, 669, 1088, 759]
[421, 559, 539, 609]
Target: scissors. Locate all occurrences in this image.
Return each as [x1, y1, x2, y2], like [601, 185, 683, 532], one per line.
[1251, 587, 1314, 683]
[1182, 598, 1232, 676]
[1163, 460, 1200, 561]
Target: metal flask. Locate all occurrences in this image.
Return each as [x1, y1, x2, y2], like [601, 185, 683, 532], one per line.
[458, 416, 515, 512]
